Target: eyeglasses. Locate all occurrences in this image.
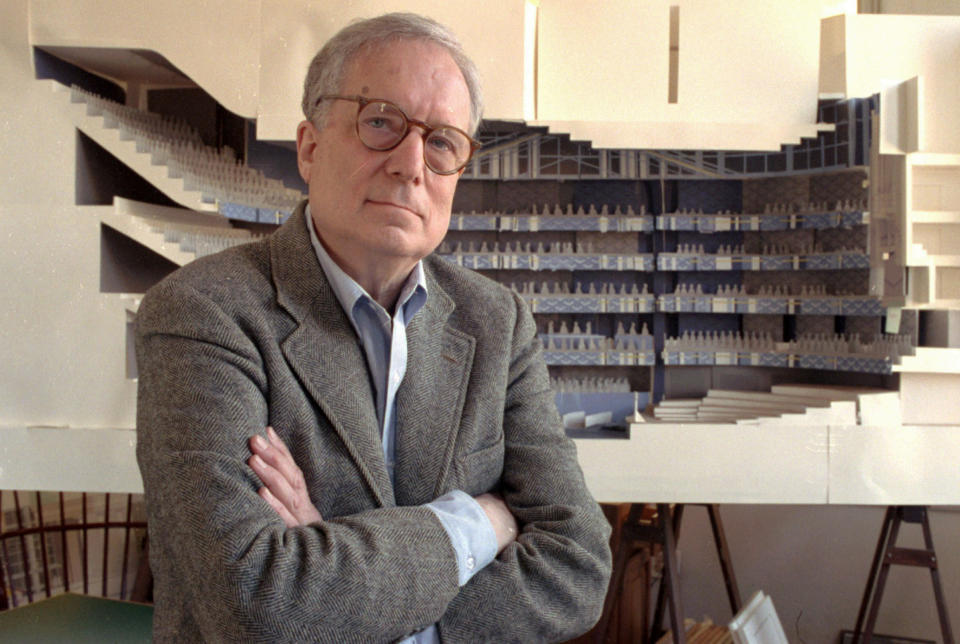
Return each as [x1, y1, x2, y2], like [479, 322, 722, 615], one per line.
[316, 94, 480, 175]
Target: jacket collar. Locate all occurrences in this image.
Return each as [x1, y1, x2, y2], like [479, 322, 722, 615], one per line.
[267, 202, 471, 507]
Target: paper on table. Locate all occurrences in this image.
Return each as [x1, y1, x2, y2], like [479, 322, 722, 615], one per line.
[728, 590, 788, 644]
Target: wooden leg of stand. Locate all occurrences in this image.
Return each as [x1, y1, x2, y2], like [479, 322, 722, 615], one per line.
[658, 503, 686, 644]
[862, 508, 904, 643]
[852, 506, 894, 644]
[854, 507, 955, 644]
[596, 539, 631, 641]
[619, 547, 650, 643]
[706, 505, 742, 615]
[639, 548, 651, 642]
[920, 509, 955, 644]
[648, 503, 683, 642]
[0, 560, 8, 611]
[671, 504, 686, 540]
[651, 504, 685, 641]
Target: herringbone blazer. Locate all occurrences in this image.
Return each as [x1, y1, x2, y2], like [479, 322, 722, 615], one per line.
[135, 202, 611, 643]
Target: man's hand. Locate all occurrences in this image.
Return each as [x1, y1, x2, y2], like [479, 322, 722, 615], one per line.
[474, 492, 519, 554]
[248, 426, 323, 528]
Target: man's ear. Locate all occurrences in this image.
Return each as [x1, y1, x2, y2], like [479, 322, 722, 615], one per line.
[296, 120, 319, 184]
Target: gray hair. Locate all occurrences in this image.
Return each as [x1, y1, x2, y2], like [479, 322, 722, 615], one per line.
[301, 13, 483, 135]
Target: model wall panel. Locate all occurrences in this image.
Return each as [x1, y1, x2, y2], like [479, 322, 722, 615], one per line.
[256, 0, 527, 139]
[845, 315, 882, 341]
[809, 169, 867, 204]
[742, 175, 811, 213]
[1, 4, 139, 428]
[246, 123, 308, 193]
[33, 48, 125, 104]
[741, 314, 783, 341]
[675, 230, 742, 254]
[936, 267, 960, 300]
[450, 181, 486, 213]
[29, 0, 261, 118]
[794, 315, 835, 337]
[572, 181, 646, 213]
[673, 272, 742, 293]
[536, 0, 827, 150]
[843, 14, 960, 154]
[481, 181, 573, 214]
[816, 225, 868, 252]
[743, 229, 814, 253]
[676, 179, 742, 214]
[742, 269, 869, 296]
[576, 232, 642, 255]
[912, 165, 960, 211]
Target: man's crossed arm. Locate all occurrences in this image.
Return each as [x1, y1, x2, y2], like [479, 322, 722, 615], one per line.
[247, 425, 519, 553]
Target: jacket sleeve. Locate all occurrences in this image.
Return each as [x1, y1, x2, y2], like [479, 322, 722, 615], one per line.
[437, 291, 613, 643]
[136, 279, 460, 643]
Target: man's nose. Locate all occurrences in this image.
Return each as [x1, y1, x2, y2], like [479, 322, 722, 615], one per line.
[384, 128, 426, 183]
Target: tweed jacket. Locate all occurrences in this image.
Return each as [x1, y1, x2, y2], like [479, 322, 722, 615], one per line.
[135, 202, 612, 643]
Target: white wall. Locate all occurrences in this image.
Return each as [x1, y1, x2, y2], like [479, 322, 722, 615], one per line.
[29, 0, 262, 119]
[29, 0, 869, 150]
[255, 0, 529, 140]
[535, 0, 836, 150]
[865, 0, 960, 15]
[677, 504, 960, 644]
[0, 0, 136, 430]
[29, 0, 529, 141]
[821, 13, 960, 154]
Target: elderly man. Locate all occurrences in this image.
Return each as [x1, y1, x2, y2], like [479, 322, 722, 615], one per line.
[136, 12, 611, 643]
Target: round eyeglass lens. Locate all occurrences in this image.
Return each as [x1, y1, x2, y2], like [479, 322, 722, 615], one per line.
[424, 128, 471, 174]
[357, 101, 407, 149]
[356, 100, 471, 174]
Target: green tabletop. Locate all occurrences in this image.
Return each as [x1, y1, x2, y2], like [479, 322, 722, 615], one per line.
[0, 593, 153, 643]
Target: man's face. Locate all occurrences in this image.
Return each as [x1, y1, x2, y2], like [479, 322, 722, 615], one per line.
[296, 39, 471, 274]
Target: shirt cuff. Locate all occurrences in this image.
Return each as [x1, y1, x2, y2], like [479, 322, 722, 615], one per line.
[426, 489, 498, 586]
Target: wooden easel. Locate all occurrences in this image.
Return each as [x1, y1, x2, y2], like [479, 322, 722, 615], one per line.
[596, 503, 742, 643]
[851, 506, 954, 644]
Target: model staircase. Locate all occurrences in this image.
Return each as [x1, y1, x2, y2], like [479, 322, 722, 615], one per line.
[97, 197, 258, 267]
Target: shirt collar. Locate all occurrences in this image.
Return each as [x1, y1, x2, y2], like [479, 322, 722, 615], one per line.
[304, 203, 428, 325]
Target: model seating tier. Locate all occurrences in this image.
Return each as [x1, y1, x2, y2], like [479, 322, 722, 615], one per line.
[447, 203, 654, 232]
[662, 331, 914, 374]
[659, 283, 883, 316]
[437, 240, 655, 272]
[656, 243, 870, 271]
[656, 202, 868, 233]
[540, 322, 655, 366]
[100, 197, 262, 266]
[551, 376, 646, 433]
[66, 85, 302, 219]
[510, 280, 656, 314]
[651, 384, 901, 425]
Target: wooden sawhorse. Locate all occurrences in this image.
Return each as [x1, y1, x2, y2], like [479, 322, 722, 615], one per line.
[851, 505, 954, 644]
[596, 503, 742, 643]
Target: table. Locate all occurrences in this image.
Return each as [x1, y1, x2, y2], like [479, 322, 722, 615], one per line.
[0, 593, 153, 643]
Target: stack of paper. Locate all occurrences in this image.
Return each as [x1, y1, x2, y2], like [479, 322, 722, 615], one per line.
[728, 590, 788, 644]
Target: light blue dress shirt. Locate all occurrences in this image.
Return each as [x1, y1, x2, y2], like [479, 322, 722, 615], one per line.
[305, 206, 497, 642]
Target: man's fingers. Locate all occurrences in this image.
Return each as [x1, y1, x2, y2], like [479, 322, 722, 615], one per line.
[249, 429, 324, 526]
[251, 433, 304, 492]
[249, 452, 297, 509]
[267, 426, 293, 458]
[258, 486, 297, 528]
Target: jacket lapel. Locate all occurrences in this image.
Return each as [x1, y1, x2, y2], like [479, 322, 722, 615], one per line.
[269, 206, 394, 507]
[393, 269, 475, 506]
